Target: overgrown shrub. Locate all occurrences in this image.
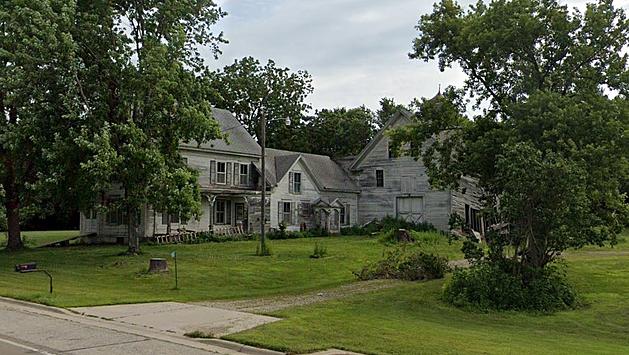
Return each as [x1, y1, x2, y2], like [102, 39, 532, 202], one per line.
[266, 226, 329, 240]
[354, 247, 449, 281]
[186, 232, 254, 244]
[443, 261, 578, 312]
[310, 242, 327, 259]
[342, 216, 436, 236]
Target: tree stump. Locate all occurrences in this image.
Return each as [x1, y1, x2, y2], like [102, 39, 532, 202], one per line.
[148, 258, 168, 273]
[395, 229, 414, 243]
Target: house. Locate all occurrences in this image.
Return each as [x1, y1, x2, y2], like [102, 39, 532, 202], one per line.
[80, 108, 482, 242]
[346, 109, 483, 233]
[264, 148, 359, 233]
[79, 108, 360, 242]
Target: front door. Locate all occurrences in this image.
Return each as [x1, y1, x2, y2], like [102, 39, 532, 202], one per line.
[235, 202, 246, 231]
[396, 197, 424, 224]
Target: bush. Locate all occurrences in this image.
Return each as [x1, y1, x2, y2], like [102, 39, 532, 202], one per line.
[443, 262, 578, 312]
[342, 217, 437, 236]
[310, 242, 328, 259]
[266, 226, 329, 240]
[186, 231, 254, 244]
[354, 247, 449, 281]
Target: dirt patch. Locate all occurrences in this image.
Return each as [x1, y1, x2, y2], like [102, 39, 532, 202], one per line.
[197, 260, 469, 314]
[195, 279, 403, 314]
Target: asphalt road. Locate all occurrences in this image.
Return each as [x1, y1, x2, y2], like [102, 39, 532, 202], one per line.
[0, 338, 43, 355]
[0, 297, 262, 355]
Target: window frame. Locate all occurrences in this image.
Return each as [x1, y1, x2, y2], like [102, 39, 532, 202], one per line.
[293, 172, 302, 194]
[376, 169, 385, 187]
[239, 164, 249, 186]
[216, 200, 227, 225]
[282, 201, 292, 225]
[216, 161, 227, 185]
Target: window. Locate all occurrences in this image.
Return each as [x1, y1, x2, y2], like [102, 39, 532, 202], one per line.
[215, 200, 226, 224]
[465, 204, 483, 233]
[293, 172, 302, 194]
[340, 204, 351, 226]
[282, 202, 292, 225]
[376, 169, 384, 187]
[106, 208, 125, 225]
[182, 157, 188, 165]
[161, 211, 180, 224]
[216, 162, 226, 184]
[239, 164, 249, 185]
[388, 143, 395, 159]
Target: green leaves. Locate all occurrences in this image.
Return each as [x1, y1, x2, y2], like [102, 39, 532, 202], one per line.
[207, 56, 313, 150]
[398, 0, 629, 271]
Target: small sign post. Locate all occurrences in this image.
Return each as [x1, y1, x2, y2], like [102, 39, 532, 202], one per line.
[171, 251, 178, 289]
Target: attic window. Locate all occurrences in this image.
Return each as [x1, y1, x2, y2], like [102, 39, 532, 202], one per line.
[376, 169, 384, 187]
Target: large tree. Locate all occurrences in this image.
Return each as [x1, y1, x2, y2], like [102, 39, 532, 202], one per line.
[303, 107, 377, 157]
[208, 56, 314, 150]
[73, 0, 226, 253]
[0, 0, 79, 250]
[391, 0, 629, 279]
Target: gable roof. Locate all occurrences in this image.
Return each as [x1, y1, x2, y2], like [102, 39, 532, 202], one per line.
[265, 148, 359, 193]
[349, 109, 413, 171]
[180, 108, 261, 157]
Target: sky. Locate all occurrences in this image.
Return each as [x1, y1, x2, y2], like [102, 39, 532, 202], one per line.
[208, 0, 629, 112]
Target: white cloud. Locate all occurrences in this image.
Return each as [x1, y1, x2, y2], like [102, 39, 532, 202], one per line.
[206, 0, 629, 112]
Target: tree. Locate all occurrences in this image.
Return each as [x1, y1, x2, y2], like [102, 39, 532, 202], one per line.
[208, 56, 314, 150]
[73, 1, 226, 254]
[376, 97, 407, 129]
[390, 0, 629, 284]
[0, 0, 79, 251]
[303, 107, 377, 157]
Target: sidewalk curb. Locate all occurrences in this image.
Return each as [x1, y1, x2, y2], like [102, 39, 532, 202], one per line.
[0, 296, 73, 315]
[199, 339, 284, 355]
[0, 296, 284, 354]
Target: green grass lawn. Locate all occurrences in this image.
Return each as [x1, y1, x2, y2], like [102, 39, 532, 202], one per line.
[0, 231, 462, 307]
[0, 230, 80, 248]
[225, 235, 629, 355]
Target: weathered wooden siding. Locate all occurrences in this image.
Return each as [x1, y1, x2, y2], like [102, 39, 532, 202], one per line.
[180, 148, 258, 191]
[450, 176, 483, 218]
[352, 116, 452, 231]
[270, 159, 320, 231]
[320, 191, 359, 227]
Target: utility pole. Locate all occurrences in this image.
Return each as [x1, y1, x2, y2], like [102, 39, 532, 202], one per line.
[259, 109, 268, 255]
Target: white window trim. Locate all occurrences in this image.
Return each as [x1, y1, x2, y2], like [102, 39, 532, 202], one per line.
[216, 161, 227, 185]
[281, 201, 292, 225]
[239, 164, 249, 186]
[215, 200, 227, 225]
[293, 172, 302, 194]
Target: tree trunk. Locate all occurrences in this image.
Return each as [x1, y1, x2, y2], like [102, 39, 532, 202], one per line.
[127, 205, 140, 254]
[3, 154, 22, 251]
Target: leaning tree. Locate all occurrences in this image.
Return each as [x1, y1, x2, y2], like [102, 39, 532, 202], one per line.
[390, 0, 629, 299]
